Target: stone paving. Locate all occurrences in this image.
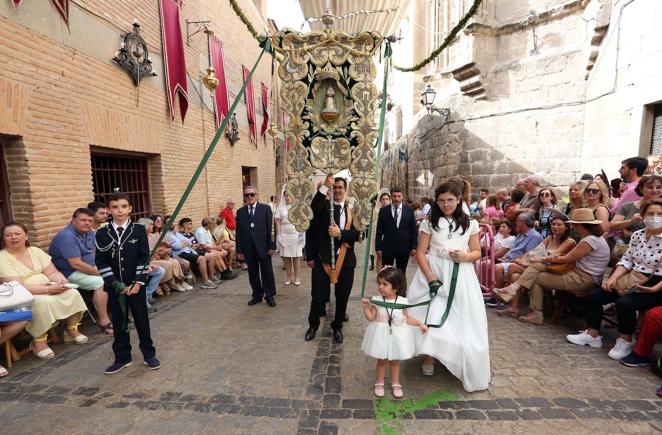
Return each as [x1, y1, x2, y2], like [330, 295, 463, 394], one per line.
[1, 253, 662, 434]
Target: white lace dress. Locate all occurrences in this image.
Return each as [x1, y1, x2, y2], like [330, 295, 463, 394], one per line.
[407, 218, 491, 392]
[361, 296, 416, 361]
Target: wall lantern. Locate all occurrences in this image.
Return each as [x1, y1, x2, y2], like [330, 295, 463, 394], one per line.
[112, 20, 157, 86]
[420, 84, 450, 120]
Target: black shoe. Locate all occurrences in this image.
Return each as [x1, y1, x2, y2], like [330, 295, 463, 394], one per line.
[143, 357, 161, 370]
[484, 297, 498, 308]
[104, 360, 132, 375]
[248, 297, 262, 306]
[305, 328, 317, 341]
[265, 297, 276, 307]
[333, 329, 343, 344]
[147, 297, 155, 305]
[344, 314, 349, 322]
[148, 305, 158, 314]
[221, 270, 237, 280]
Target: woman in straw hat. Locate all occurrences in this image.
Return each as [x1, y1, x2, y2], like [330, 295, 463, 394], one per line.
[493, 208, 610, 325]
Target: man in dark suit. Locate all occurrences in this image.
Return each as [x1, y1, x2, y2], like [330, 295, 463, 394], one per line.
[305, 175, 360, 344]
[375, 187, 417, 275]
[236, 185, 277, 307]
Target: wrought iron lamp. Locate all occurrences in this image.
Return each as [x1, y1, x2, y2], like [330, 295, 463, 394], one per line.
[112, 20, 156, 86]
[421, 84, 450, 120]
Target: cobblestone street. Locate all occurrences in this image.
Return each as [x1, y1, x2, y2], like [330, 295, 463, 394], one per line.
[1, 254, 662, 434]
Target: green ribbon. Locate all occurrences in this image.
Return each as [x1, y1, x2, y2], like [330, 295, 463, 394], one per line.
[111, 281, 130, 333]
[114, 40, 271, 331]
[359, 40, 391, 299]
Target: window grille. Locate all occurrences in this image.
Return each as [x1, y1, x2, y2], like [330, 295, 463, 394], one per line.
[91, 153, 152, 219]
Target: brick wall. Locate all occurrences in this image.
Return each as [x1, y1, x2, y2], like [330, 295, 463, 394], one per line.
[0, 0, 278, 248]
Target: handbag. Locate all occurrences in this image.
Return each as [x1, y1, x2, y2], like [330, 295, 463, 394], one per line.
[546, 262, 575, 275]
[0, 281, 35, 311]
[614, 270, 651, 296]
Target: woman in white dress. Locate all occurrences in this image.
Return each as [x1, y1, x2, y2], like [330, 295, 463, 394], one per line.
[407, 181, 491, 392]
[275, 186, 305, 285]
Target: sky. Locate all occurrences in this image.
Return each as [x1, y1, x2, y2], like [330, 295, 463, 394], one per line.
[266, 0, 310, 32]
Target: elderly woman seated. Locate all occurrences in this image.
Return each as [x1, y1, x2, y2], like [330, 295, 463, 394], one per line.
[497, 213, 576, 317]
[493, 209, 610, 324]
[0, 222, 87, 359]
[137, 218, 192, 294]
[567, 199, 662, 361]
[212, 216, 237, 269]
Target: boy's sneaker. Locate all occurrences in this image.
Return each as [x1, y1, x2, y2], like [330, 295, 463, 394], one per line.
[484, 297, 498, 308]
[608, 338, 634, 361]
[104, 360, 132, 375]
[201, 280, 217, 289]
[143, 357, 161, 370]
[566, 330, 602, 348]
[620, 351, 651, 367]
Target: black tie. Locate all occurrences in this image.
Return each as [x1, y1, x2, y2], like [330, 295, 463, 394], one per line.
[117, 227, 124, 239]
[394, 206, 399, 227]
[249, 206, 254, 221]
[334, 204, 341, 227]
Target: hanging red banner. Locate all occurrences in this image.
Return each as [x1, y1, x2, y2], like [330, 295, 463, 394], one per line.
[243, 66, 256, 144]
[159, 0, 188, 122]
[209, 35, 229, 128]
[283, 112, 292, 152]
[12, 0, 23, 9]
[49, 0, 69, 26]
[260, 83, 269, 137]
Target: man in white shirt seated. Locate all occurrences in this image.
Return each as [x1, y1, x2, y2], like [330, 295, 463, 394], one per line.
[195, 218, 236, 280]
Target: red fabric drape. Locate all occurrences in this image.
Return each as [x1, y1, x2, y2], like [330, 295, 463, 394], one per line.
[209, 35, 229, 128]
[159, 0, 188, 122]
[49, 0, 69, 26]
[12, 0, 23, 9]
[260, 83, 269, 137]
[283, 113, 292, 152]
[243, 66, 256, 144]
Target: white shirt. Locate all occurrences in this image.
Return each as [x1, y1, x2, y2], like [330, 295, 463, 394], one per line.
[392, 204, 402, 227]
[111, 220, 130, 238]
[195, 227, 214, 246]
[319, 186, 347, 229]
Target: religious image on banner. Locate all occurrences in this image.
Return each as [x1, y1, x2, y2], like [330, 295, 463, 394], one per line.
[209, 35, 229, 128]
[159, 0, 188, 122]
[243, 66, 257, 145]
[260, 83, 269, 137]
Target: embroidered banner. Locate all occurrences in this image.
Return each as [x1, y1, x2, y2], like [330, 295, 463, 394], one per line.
[50, 0, 69, 26]
[209, 35, 229, 128]
[243, 66, 256, 144]
[260, 83, 269, 137]
[283, 112, 291, 151]
[159, 0, 188, 122]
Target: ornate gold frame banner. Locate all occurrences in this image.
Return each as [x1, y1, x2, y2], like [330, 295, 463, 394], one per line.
[273, 29, 383, 232]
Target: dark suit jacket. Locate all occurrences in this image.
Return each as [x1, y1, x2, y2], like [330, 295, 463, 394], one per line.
[95, 221, 150, 286]
[235, 202, 276, 261]
[305, 191, 360, 268]
[375, 204, 418, 256]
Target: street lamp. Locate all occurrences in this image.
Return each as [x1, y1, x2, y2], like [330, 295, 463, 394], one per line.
[420, 84, 450, 120]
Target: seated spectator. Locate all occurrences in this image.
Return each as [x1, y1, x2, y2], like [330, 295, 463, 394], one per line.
[138, 218, 190, 294]
[195, 218, 235, 280]
[497, 213, 576, 317]
[515, 174, 543, 216]
[0, 222, 88, 359]
[493, 213, 544, 288]
[621, 306, 662, 369]
[479, 188, 489, 211]
[504, 189, 526, 224]
[482, 195, 504, 224]
[611, 178, 623, 199]
[584, 181, 610, 234]
[0, 310, 31, 377]
[494, 221, 516, 260]
[420, 196, 431, 219]
[537, 188, 560, 239]
[219, 199, 237, 238]
[497, 188, 511, 211]
[567, 199, 662, 360]
[150, 215, 164, 235]
[611, 156, 648, 215]
[469, 193, 481, 218]
[87, 201, 109, 232]
[161, 214, 192, 278]
[493, 208, 610, 325]
[610, 174, 662, 249]
[211, 216, 237, 268]
[180, 218, 225, 283]
[564, 181, 587, 216]
[49, 208, 112, 334]
[163, 219, 217, 289]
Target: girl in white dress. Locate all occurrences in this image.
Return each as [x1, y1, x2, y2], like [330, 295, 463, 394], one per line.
[362, 267, 429, 398]
[407, 181, 491, 392]
[275, 186, 305, 285]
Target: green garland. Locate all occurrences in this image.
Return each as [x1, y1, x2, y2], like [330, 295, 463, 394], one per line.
[229, 0, 259, 40]
[393, 0, 483, 72]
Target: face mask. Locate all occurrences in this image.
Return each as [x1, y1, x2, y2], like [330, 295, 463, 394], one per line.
[644, 216, 662, 229]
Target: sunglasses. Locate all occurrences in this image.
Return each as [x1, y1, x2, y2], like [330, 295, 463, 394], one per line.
[540, 192, 552, 197]
[585, 188, 600, 194]
[243, 192, 256, 198]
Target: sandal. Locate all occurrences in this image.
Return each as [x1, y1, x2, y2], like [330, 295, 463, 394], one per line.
[294, 281, 301, 286]
[496, 307, 519, 318]
[518, 311, 544, 325]
[284, 280, 291, 285]
[391, 384, 404, 399]
[492, 286, 518, 304]
[374, 382, 385, 397]
[96, 321, 114, 335]
[64, 323, 88, 344]
[0, 364, 9, 378]
[155, 288, 164, 297]
[31, 337, 55, 359]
